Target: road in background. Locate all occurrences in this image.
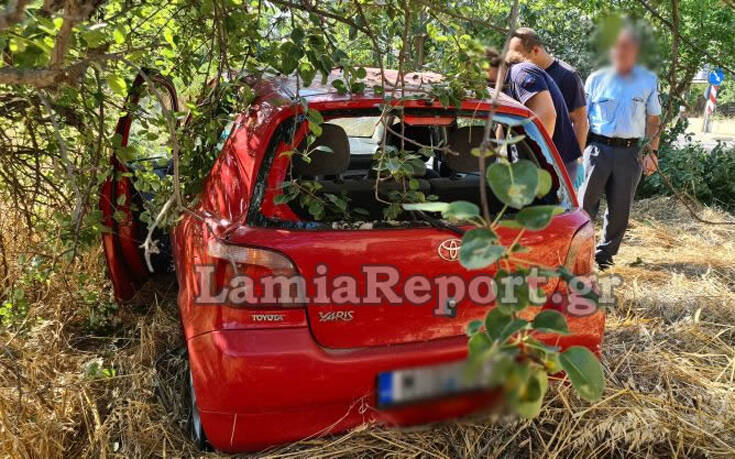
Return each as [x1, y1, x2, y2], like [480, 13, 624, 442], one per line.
[677, 117, 735, 149]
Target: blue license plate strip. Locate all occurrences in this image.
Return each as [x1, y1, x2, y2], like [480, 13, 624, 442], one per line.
[377, 360, 490, 407]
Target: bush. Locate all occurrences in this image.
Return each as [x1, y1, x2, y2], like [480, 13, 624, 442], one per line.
[638, 140, 735, 211]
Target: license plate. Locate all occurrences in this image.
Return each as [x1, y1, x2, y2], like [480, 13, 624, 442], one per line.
[377, 360, 491, 407]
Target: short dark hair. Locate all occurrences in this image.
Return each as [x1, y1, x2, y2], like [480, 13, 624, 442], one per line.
[485, 46, 502, 67]
[510, 27, 545, 52]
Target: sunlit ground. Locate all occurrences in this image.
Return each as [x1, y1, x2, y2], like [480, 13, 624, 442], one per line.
[1, 197, 734, 457]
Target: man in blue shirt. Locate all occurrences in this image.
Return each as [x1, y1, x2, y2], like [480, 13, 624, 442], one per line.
[581, 28, 661, 269]
[506, 27, 589, 183]
[486, 48, 582, 174]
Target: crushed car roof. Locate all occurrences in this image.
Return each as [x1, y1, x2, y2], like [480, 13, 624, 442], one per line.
[246, 68, 526, 110]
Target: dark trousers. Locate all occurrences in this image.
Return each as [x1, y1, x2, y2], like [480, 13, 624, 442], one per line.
[579, 142, 642, 263]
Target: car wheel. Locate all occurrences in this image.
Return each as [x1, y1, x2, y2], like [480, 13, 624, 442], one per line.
[189, 370, 211, 451]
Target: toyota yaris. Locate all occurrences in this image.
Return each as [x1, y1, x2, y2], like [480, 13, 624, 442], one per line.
[100, 69, 603, 452]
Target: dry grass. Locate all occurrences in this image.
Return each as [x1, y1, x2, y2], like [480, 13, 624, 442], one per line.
[1, 197, 734, 458]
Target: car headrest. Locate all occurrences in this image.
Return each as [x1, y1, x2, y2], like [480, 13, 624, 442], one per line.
[292, 123, 350, 177]
[445, 126, 485, 173]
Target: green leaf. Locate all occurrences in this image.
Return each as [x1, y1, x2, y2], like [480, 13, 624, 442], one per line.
[484, 307, 528, 343]
[299, 62, 317, 86]
[279, 41, 303, 74]
[106, 74, 127, 96]
[497, 219, 523, 229]
[273, 193, 295, 204]
[491, 134, 525, 146]
[113, 28, 126, 45]
[290, 26, 305, 43]
[536, 168, 552, 197]
[312, 145, 333, 154]
[466, 319, 483, 336]
[307, 108, 324, 124]
[495, 269, 532, 313]
[163, 28, 175, 47]
[486, 159, 539, 209]
[468, 332, 492, 356]
[470, 146, 493, 158]
[515, 205, 564, 231]
[459, 228, 503, 270]
[559, 346, 605, 402]
[309, 121, 322, 137]
[402, 202, 449, 213]
[112, 210, 127, 223]
[82, 28, 107, 48]
[442, 200, 479, 221]
[307, 200, 324, 220]
[516, 370, 548, 418]
[332, 79, 347, 94]
[531, 310, 569, 334]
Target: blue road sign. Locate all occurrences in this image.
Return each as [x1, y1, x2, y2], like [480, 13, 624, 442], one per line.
[708, 68, 725, 86]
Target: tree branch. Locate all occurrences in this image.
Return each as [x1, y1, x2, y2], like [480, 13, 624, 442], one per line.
[0, 62, 88, 88]
[0, 0, 30, 30]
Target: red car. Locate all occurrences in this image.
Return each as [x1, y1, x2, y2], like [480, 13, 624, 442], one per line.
[101, 69, 604, 452]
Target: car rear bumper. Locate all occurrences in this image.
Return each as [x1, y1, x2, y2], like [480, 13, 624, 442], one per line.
[188, 309, 604, 452]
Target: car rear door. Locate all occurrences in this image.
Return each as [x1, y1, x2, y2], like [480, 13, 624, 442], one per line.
[228, 215, 579, 349]
[100, 71, 178, 302]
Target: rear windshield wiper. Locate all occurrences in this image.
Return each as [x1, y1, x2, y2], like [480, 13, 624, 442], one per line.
[413, 210, 465, 236]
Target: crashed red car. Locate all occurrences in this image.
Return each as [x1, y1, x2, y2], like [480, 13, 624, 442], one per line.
[100, 69, 604, 453]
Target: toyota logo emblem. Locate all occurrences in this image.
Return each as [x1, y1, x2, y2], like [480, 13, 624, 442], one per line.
[438, 238, 462, 262]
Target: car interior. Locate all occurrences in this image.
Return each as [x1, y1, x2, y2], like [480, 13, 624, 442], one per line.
[285, 116, 561, 222]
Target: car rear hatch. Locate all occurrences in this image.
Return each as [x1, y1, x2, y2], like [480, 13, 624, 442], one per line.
[226, 218, 578, 349]
[235, 103, 579, 349]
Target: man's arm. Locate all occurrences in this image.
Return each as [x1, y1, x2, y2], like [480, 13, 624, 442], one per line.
[568, 72, 588, 150]
[525, 90, 557, 137]
[645, 114, 660, 151]
[569, 106, 589, 150]
[642, 114, 660, 175]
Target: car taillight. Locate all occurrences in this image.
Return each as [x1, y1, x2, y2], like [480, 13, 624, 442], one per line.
[563, 222, 595, 275]
[204, 239, 304, 308]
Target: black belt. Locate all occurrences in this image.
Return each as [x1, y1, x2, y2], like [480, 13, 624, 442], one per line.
[588, 132, 640, 148]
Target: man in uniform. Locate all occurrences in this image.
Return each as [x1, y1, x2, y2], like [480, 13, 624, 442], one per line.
[486, 47, 581, 173]
[506, 27, 588, 180]
[582, 28, 660, 270]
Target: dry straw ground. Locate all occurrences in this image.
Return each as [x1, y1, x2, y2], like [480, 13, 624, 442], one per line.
[1, 197, 734, 458]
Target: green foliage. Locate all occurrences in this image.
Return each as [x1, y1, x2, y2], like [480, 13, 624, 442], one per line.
[532, 310, 569, 334]
[515, 205, 564, 230]
[85, 358, 118, 379]
[637, 138, 735, 211]
[421, 150, 606, 418]
[459, 228, 503, 269]
[277, 179, 363, 222]
[486, 159, 540, 209]
[374, 146, 434, 220]
[0, 288, 29, 329]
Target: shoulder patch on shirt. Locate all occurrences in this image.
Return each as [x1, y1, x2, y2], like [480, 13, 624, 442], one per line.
[521, 74, 537, 89]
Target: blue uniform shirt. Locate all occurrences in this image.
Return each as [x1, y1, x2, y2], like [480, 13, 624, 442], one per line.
[504, 63, 582, 162]
[585, 65, 662, 139]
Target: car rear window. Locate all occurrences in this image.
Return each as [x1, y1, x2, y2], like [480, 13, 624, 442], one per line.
[254, 109, 572, 228]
